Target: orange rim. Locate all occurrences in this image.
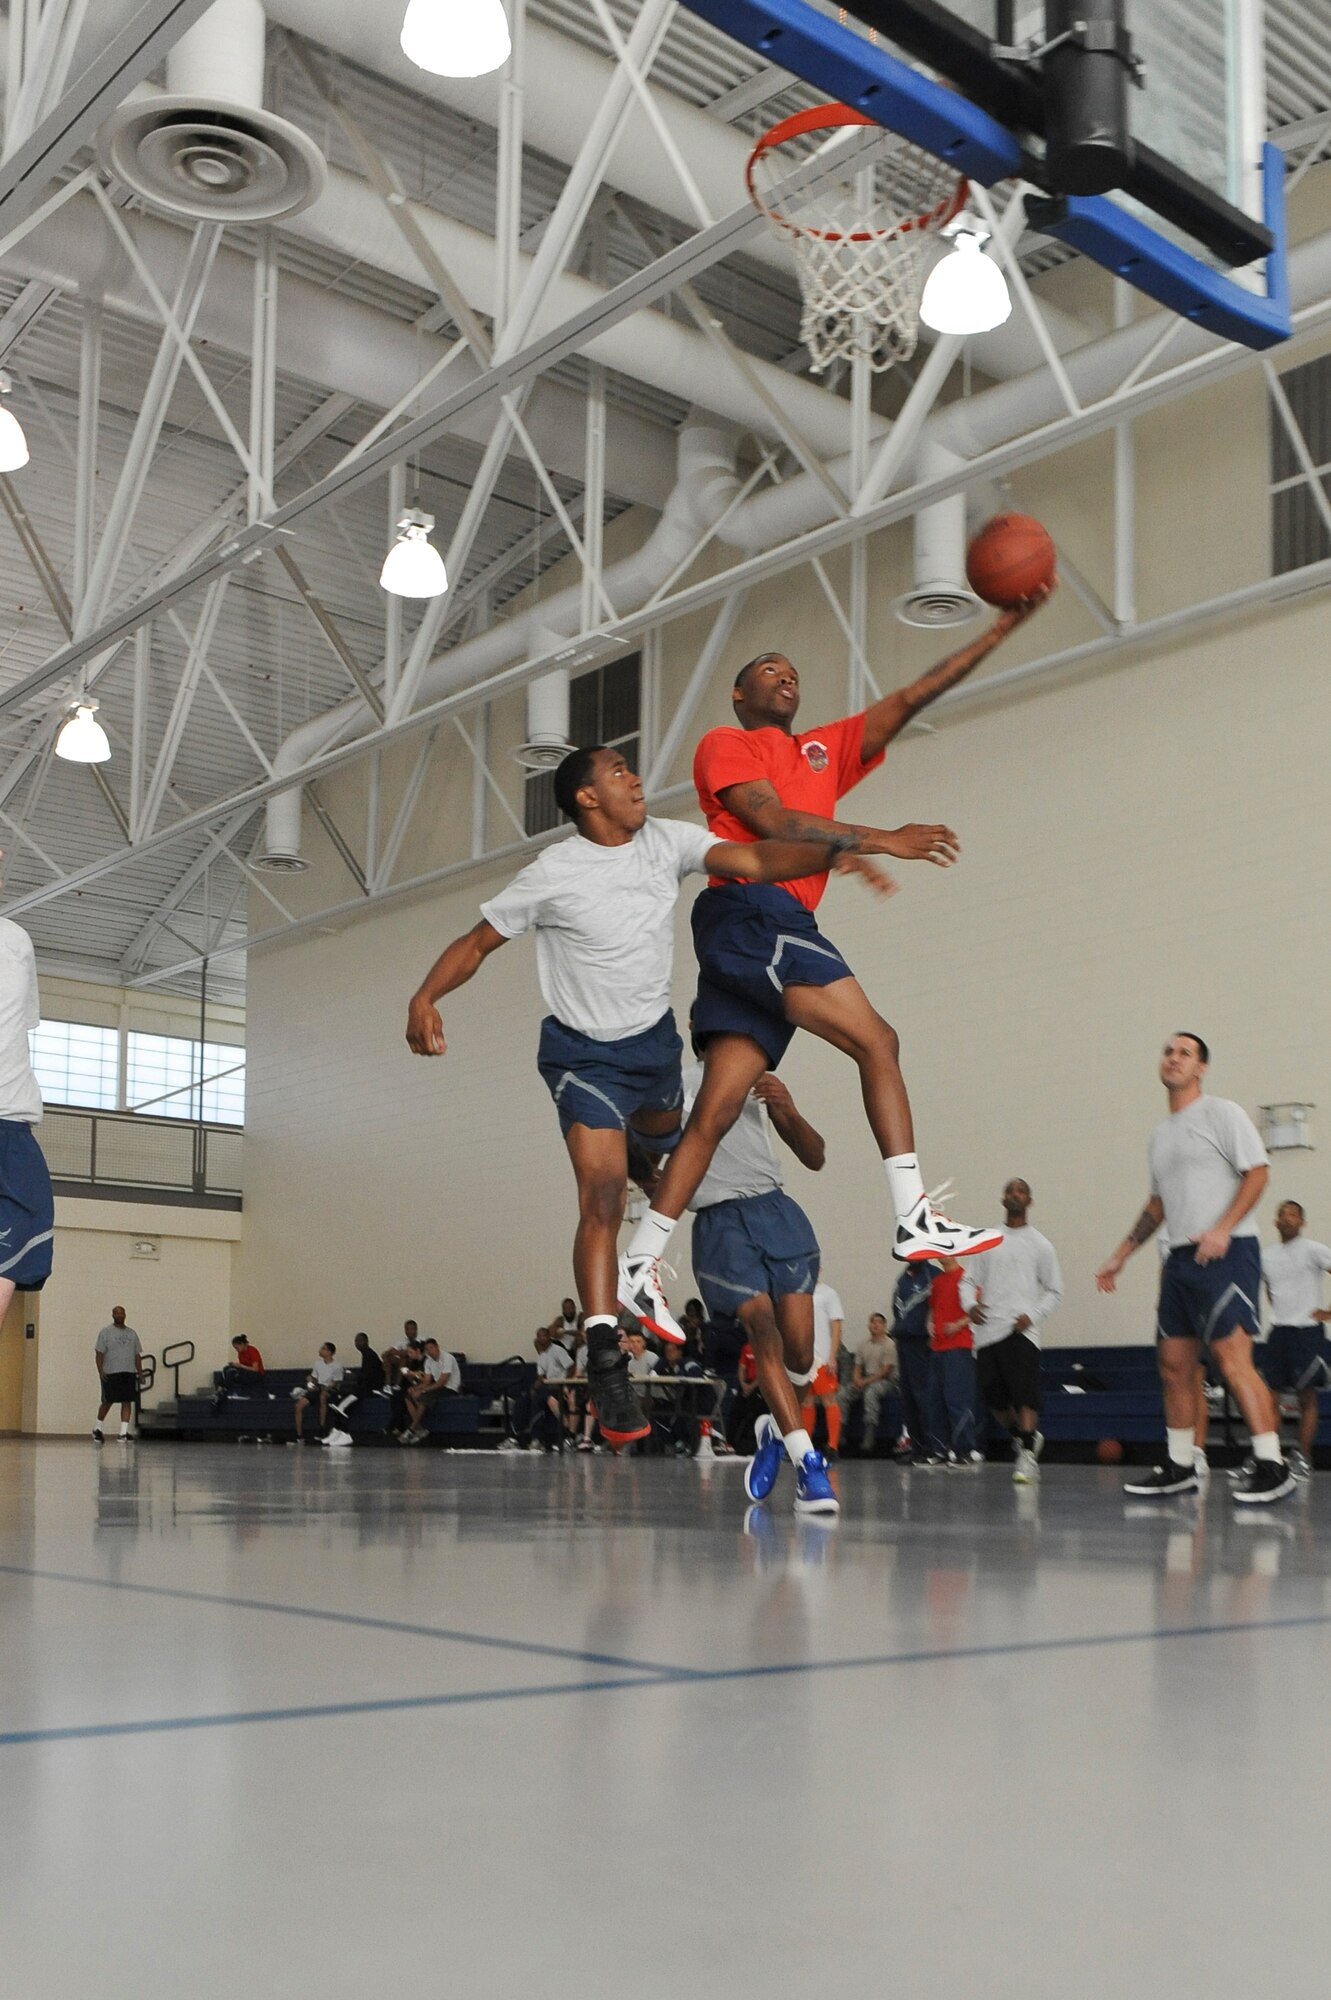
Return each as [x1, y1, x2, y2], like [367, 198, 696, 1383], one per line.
[746, 101, 968, 245]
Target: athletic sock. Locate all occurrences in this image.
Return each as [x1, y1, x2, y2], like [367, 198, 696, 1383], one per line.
[824, 1403, 842, 1451]
[800, 1401, 815, 1436]
[119, 1425, 130, 1438]
[782, 1427, 815, 1467]
[1166, 1426, 1195, 1469]
[883, 1153, 925, 1221]
[1251, 1430, 1283, 1464]
[626, 1208, 676, 1262]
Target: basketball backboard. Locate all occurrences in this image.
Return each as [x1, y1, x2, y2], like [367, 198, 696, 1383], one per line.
[679, 0, 1289, 349]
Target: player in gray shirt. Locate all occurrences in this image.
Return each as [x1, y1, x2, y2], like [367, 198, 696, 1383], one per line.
[1096, 1032, 1293, 1504]
[93, 1306, 143, 1442]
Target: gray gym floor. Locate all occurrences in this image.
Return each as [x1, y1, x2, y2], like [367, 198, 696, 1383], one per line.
[2, 1440, 1327, 1998]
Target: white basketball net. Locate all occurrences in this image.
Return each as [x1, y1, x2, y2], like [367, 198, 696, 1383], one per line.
[749, 120, 966, 374]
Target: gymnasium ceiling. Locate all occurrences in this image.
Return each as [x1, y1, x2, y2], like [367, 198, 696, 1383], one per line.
[0, 0, 1329, 1005]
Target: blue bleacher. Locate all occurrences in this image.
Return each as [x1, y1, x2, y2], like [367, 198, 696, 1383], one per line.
[175, 1357, 529, 1444]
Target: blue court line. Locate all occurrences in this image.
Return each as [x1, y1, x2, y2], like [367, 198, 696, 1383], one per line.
[5, 1607, 1331, 1750]
[0, 1562, 692, 1680]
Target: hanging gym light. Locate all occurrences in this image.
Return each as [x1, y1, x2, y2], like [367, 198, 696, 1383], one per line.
[55, 701, 112, 764]
[379, 508, 449, 599]
[0, 370, 30, 472]
[919, 220, 1012, 337]
[400, 0, 511, 78]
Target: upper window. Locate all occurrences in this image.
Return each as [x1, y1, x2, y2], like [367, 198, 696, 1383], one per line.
[126, 1033, 246, 1126]
[523, 654, 641, 838]
[1271, 355, 1331, 574]
[29, 1021, 119, 1110]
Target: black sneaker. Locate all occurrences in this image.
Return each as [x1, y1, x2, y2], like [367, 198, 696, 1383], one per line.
[1233, 1458, 1296, 1506]
[586, 1335, 648, 1448]
[1122, 1460, 1199, 1496]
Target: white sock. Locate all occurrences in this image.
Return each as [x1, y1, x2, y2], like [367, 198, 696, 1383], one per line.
[883, 1153, 925, 1221]
[1251, 1430, 1282, 1463]
[119, 1424, 130, 1437]
[783, 1426, 815, 1466]
[1166, 1426, 1195, 1469]
[627, 1208, 676, 1262]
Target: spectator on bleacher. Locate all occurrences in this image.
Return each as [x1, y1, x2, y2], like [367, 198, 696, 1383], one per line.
[293, 1342, 343, 1442]
[554, 1299, 581, 1358]
[92, 1306, 143, 1443]
[680, 1299, 710, 1369]
[401, 1338, 459, 1444]
[531, 1325, 573, 1450]
[623, 1330, 655, 1380]
[928, 1259, 981, 1467]
[383, 1319, 422, 1387]
[211, 1333, 266, 1411]
[323, 1332, 386, 1449]
[891, 1262, 941, 1463]
[840, 1312, 898, 1457]
[969, 1178, 1063, 1485]
[386, 1338, 426, 1434]
[726, 1341, 764, 1455]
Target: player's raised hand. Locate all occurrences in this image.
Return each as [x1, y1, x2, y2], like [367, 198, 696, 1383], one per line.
[832, 851, 898, 898]
[993, 579, 1056, 633]
[406, 993, 447, 1056]
[881, 823, 960, 867]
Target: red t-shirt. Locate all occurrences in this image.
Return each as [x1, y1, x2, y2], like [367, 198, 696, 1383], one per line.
[236, 1343, 264, 1370]
[693, 713, 885, 911]
[929, 1270, 974, 1353]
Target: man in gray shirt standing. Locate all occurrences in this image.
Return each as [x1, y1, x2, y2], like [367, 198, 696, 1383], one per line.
[93, 1306, 143, 1442]
[1096, 1033, 1293, 1505]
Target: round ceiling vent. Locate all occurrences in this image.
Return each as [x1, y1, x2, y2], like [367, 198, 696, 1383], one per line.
[891, 580, 983, 629]
[512, 737, 572, 773]
[251, 845, 311, 874]
[97, 98, 326, 224]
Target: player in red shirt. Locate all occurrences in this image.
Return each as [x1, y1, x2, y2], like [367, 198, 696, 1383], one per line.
[619, 597, 1049, 1340]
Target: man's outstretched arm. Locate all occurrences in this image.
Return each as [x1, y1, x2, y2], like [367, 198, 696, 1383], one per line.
[1096, 1194, 1164, 1293]
[406, 920, 509, 1056]
[859, 589, 1053, 760]
[714, 781, 961, 868]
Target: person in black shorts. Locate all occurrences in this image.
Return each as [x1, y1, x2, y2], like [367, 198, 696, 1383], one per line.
[969, 1180, 1062, 1484]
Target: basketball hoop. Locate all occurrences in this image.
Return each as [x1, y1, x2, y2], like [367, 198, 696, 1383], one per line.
[746, 103, 968, 373]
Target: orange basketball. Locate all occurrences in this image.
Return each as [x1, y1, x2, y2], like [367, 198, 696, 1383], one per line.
[1095, 1438, 1124, 1465]
[966, 513, 1056, 607]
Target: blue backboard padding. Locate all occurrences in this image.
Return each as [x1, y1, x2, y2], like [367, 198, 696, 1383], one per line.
[679, 0, 1290, 352]
[1039, 144, 1291, 350]
[680, 0, 1022, 184]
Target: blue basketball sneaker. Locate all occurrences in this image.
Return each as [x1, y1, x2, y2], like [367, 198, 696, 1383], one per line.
[744, 1414, 784, 1502]
[794, 1450, 839, 1517]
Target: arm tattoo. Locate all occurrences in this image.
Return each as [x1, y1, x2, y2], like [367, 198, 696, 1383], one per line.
[1127, 1206, 1160, 1248]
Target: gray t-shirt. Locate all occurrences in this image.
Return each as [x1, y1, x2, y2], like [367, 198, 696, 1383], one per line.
[1148, 1096, 1268, 1248]
[95, 1323, 141, 1375]
[683, 1061, 784, 1210]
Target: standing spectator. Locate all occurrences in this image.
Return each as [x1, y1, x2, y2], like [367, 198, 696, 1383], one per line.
[929, 1258, 981, 1467]
[93, 1306, 142, 1443]
[292, 1342, 343, 1442]
[802, 1279, 845, 1459]
[212, 1333, 266, 1409]
[402, 1338, 459, 1443]
[840, 1312, 898, 1456]
[0, 893, 53, 1318]
[892, 1261, 941, 1462]
[323, 1332, 386, 1448]
[969, 1178, 1063, 1484]
[1260, 1199, 1331, 1476]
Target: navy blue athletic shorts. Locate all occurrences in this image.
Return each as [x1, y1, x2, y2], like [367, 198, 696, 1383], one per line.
[691, 1186, 820, 1322]
[537, 1010, 684, 1140]
[0, 1119, 54, 1291]
[1261, 1323, 1328, 1394]
[691, 882, 854, 1070]
[1156, 1238, 1261, 1347]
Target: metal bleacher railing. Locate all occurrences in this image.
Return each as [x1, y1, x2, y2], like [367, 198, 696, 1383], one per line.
[41, 1106, 242, 1208]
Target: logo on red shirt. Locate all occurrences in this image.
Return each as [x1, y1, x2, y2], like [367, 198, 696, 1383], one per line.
[802, 740, 829, 773]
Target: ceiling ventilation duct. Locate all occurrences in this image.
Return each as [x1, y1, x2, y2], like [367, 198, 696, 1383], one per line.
[513, 665, 572, 772]
[97, 0, 325, 224]
[252, 785, 310, 871]
[891, 444, 982, 629]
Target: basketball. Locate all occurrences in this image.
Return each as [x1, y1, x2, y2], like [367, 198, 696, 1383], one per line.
[1096, 1438, 1124, 1465]
[966, 512, 1057, 606]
